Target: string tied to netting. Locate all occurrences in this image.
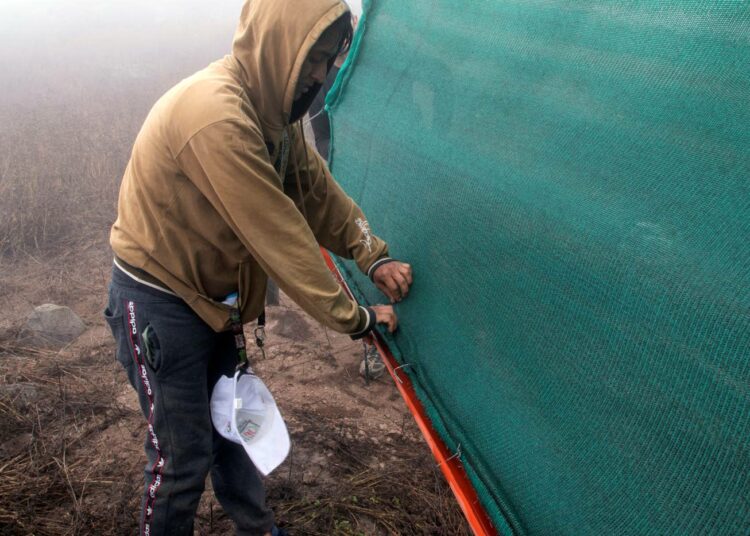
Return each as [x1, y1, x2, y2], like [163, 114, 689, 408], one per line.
[392, 362, 412, 384]
[438, 443, 462, 467]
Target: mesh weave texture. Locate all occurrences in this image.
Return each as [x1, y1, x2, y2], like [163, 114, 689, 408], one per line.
[327, 1, 750, 533]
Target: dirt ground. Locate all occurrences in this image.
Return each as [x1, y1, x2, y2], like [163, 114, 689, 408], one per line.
[0, 244, 469, 535]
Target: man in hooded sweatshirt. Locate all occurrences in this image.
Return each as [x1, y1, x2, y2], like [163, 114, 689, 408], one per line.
[104, 0, 413, 534]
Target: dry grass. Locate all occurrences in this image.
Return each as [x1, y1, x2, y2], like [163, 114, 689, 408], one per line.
[0, 173, 108, 256]
[0, 145, 120, 257]
[267, 411, 471, 536]
[0, 74, 143, 258]
[0, 336, 471, 535]
[0, 341, 137, 535]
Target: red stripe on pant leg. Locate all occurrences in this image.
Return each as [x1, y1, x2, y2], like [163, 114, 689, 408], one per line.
[125, 300, 166, 536]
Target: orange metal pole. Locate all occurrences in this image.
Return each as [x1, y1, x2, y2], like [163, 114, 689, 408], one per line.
[320, 248, 498, 536]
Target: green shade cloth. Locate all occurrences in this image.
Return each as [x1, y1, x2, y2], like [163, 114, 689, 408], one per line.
[327, 1, 750, 534]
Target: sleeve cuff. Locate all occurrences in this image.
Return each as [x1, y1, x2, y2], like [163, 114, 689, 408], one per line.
[350, 306, 377, 340]
[366, 257, 396, 281]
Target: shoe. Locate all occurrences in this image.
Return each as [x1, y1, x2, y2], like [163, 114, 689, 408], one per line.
[359, 345, 385, 380]
[272, 525, 289, 536]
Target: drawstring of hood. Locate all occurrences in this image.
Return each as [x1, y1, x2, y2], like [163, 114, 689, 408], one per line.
[298, 119, 324, 204]
[292, 118, 324, 222]
[293, 122, 309, 221]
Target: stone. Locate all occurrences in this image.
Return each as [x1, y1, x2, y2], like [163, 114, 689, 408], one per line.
[0, 326, 14, 342]
[302, 470, 317, 485]
[19, 304, 86, 347]
[309, 452, 327, 467]
[0, 432, 33, 458]
[0, 383, 39, 407]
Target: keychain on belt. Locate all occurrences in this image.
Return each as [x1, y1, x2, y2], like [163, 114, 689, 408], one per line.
[223, 292, 266, 369]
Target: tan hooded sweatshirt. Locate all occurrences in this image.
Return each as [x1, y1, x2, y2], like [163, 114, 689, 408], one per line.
[110, 0, 389, 333]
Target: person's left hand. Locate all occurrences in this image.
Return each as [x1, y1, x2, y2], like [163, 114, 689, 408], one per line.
[372, 261, 413, 303]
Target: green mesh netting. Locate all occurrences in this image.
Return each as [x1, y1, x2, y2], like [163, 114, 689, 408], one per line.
[325, 1, 750, 534]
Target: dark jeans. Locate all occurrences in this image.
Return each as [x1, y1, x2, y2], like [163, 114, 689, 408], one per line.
[104, 266, 274, 536]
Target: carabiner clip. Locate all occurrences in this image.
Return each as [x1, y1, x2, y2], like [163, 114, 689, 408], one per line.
[254, 326, 266, 360]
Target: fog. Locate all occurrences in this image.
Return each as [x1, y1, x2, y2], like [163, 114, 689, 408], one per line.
[0, 0, 361, 111]
[0, 0, 241, 211]
[0, 0, 361, 254]
[1, 0, 246, 107]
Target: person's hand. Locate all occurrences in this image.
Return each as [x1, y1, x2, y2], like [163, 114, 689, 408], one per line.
[371, 305, 398, 333]
[372, 261, 413, 303]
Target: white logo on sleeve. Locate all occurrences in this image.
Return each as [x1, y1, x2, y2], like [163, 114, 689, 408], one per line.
[355, 218, 373, 253]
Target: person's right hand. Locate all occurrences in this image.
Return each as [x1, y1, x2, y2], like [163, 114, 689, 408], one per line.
[371, 305, 398, 333]
[372, 261, 413, 303]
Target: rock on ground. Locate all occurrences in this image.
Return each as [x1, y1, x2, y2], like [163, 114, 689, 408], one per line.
[19, 304, 86, 348]
[0, 382, 39, 406]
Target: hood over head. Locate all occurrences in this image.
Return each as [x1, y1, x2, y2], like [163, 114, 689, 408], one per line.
[231, 0, 350, 144]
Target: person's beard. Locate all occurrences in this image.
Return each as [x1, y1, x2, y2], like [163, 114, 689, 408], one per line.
[290, 82, 322, 123]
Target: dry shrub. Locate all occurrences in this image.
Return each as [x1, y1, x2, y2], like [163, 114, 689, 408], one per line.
[0, 146, 120, 257]
[0, 92, 138, 258]
[0, 174, 104, 256]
